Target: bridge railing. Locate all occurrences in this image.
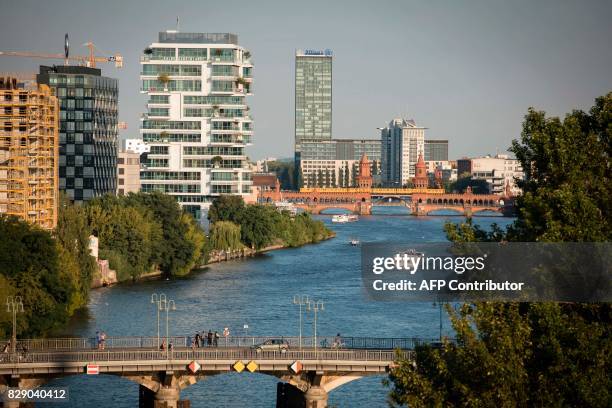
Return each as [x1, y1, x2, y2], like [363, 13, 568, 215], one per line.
[0, 348, 410, 365]
[0, 336, 442, 352]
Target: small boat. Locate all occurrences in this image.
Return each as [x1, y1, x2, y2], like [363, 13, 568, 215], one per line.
[332, 214, 349, 223]
[347, 214, 359, 222]
[350, 238, 360, 246]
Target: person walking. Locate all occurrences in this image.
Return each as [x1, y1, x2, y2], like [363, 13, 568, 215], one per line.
[207, 330, 213, 347]
[214, 331, 219, 347]
[100, 331, 106, 350]
[195, 332, 201, 348]
[95, 331, 101, 350]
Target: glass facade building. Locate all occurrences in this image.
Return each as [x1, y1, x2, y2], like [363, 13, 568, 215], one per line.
[37, 66, 118, 202]
[300, 139, 380, 162]
[140, 31, 253, 221]
[295, 50, 332, 156]
[424, 139, 448, 162]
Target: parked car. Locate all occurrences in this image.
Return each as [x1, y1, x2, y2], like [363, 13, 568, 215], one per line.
[252, 339, 289, 352]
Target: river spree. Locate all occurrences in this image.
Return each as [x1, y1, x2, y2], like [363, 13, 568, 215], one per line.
[52, 211, 513, 407]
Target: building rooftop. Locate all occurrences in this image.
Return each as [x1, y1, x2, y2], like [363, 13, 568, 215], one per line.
[38, 65, 102, 76]
[158, 31, 238, 45]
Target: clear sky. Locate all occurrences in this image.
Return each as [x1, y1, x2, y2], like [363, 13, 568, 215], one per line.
[1, 0, 611, 160]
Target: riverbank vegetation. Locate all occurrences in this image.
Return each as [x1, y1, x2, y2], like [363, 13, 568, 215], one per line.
[0, 192, 332, 337]
[208, 195, 333, 251]
[387, 93, 612, 407]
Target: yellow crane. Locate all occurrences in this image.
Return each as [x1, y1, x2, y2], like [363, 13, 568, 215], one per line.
[0, 34, 123, 68]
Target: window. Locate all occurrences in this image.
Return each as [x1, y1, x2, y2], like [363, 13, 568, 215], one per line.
[178, 48, 207, 60]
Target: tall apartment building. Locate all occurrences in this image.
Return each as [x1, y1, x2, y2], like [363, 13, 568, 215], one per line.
[140, 31, 253, 221]
[380, 118, 426, 186]
[294, 49, 332, 160]
[0, 77, 59, 229]
[37, 65, 118, 203]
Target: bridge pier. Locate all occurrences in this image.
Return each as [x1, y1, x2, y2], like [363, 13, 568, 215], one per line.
[304, 385, 328, 408]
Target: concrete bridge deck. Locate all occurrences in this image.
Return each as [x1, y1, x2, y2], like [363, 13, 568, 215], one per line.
[0, 336, 436, 408]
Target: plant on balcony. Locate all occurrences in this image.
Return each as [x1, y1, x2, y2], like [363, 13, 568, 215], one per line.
[212, 155, 223, 168]
[211, 104, 220, 117]
[243, 51, 251, 60]
[160, 131, 169, 143]
[236, 77, 248, 86]
[157, 73, 171, 91]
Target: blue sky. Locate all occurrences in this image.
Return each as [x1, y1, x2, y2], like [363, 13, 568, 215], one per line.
[1, 0, 611, 159]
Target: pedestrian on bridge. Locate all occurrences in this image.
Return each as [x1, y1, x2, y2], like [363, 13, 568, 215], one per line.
[195, 332, 201, 348]
[207, 330, 213, 347]
[214, 331, 219, 347]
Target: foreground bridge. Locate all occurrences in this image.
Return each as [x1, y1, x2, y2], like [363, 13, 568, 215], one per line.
[261, 186, 513, 216]
[0, 336, 434, 408]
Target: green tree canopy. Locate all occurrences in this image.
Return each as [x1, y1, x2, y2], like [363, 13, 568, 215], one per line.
[388, 92, 612, 407]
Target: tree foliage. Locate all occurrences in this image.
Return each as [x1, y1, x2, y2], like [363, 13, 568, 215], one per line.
[388, 92, 612, 407]
[207, 196, 333, 251]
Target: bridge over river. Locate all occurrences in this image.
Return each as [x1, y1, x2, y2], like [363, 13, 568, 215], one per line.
[0, 336, 438, 407]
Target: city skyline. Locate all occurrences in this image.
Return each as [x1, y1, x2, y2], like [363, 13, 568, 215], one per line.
[1, 0, 611, 161]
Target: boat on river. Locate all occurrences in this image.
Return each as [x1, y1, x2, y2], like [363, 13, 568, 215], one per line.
[332, 214, 359, 223]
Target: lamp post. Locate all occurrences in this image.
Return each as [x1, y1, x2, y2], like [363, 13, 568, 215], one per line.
[6, 296, 24, 354]
[306, 300, 324, 357]
[162, 299, 176, 355]
[151, 293, 166, 349]
[293, 295, 309, 350]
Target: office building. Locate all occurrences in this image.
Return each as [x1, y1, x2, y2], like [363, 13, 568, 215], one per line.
[140, 31, 253, 221]
[461, 154, 523, 195]
[299, 139, 381, 188]
[0, 77, 59, 229]
[37, 65, 118, 203]
[424, 139, 448, 162]
[295, 49, 332, 159]
[117, 150, 140, 196]
[380, 118, 426, 187]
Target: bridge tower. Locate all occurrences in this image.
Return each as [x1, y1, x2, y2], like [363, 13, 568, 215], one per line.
[356, 153, 372, 189]
[412, 153, 428, 188]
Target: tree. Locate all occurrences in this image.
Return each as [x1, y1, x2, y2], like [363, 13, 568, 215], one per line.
[351, 163, 358, 187]
[208, 195, 245, 224]
[388, 92, 612, 407]
[343, 162, 350, 187]
[239, 205, 276, 249]
[449, 174, 490, 194]
[209, 221, 243, 250]
[331, 168, 337, 187]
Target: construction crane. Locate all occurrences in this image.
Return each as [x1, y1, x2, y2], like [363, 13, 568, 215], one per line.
[0, 34, 123, 68]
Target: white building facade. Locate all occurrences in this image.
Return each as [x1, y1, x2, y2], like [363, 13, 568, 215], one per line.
[380, 118, 426, 186]
[470, 154, 523, 195]
[124, 138, 151, 155]
[139, 31, 253, 221]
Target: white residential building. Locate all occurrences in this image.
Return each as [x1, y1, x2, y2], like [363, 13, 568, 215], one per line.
[124, 139, 151, 155]
[139, 31, 254, 221]
[470, 154, 523, 195]
[380, 118, 426, 186]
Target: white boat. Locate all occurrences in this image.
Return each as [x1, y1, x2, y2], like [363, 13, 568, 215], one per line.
[332, 214, 349, 223]
[347, 214, 359, 222]
[350, 238, 360, 246]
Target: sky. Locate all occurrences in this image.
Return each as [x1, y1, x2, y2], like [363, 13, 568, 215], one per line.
[1, 0, 611, 160]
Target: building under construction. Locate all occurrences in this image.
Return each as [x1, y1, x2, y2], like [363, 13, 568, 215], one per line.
[0, 76, 59, 229]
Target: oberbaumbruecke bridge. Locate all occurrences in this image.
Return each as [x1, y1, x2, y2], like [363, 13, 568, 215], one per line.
[0, 336, 435, 408]
[261, 186, 513, 217]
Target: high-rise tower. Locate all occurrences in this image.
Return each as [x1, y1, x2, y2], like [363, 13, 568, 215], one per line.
[139, 31, 254, 221]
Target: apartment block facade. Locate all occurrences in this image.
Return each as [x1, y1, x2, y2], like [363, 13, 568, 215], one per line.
[140, 31, 254, 220]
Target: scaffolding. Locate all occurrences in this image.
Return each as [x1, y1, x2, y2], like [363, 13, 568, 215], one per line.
[0, 76, 59, 230]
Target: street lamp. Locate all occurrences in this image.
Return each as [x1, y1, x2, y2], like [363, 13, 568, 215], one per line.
[161, 299, 176, 354]
[306, 300, 324, 356]
[6, 296, 24, 354]
[293, 295, 309, 350]
[151, 293, 166, 349]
